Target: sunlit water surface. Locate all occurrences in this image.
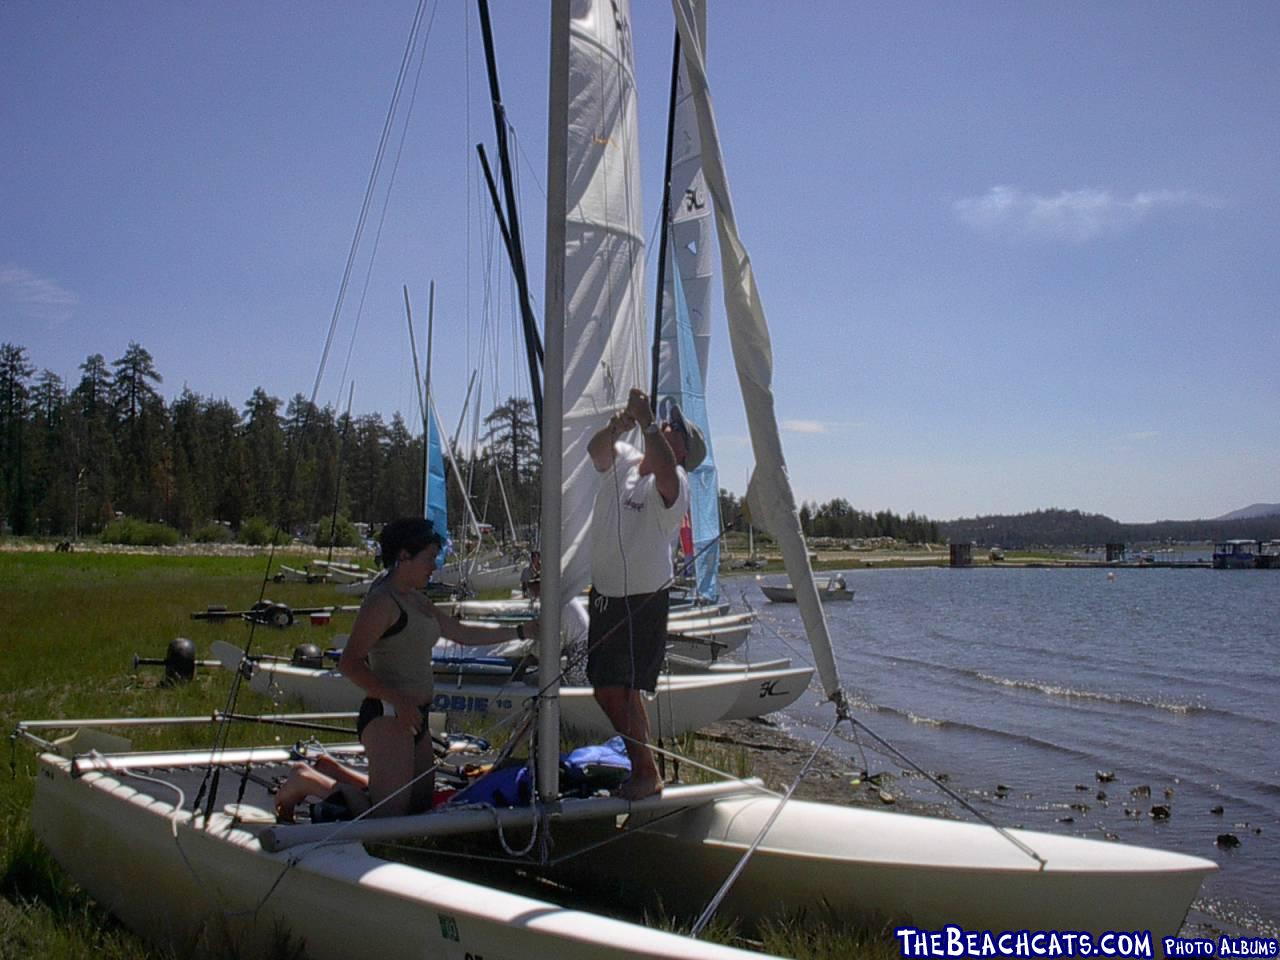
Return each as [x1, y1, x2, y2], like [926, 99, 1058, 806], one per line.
[730, 567, 1278, 936]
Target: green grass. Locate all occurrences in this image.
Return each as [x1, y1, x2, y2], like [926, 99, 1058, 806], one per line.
[0, 550, 896, 959]
[1, 551, 349, 958]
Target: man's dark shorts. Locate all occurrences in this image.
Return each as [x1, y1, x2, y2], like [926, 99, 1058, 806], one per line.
[585, 588, 669, 692]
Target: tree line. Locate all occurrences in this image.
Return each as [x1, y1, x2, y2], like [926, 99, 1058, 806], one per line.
[939, 508, 1280, 549]
[0, 341, 540, 542]
[2, 339, 991, 550]
[716, 490, 941, 545]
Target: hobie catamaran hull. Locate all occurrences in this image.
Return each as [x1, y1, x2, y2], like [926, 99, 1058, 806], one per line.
[606, 795, 1213, 938]
[31, 751, 759, 960]
[32, 746, 1214, 959]
[238, 655, 814, 737]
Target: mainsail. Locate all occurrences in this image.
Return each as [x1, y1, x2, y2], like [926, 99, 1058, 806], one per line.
[671, 0, 845, 705]
[555, 0, 649, 610]
[659, 1, 713, 383]
[656, 2, 720, 601]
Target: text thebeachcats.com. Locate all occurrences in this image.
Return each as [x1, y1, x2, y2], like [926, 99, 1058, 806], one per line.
[896, 926, 1279, 959]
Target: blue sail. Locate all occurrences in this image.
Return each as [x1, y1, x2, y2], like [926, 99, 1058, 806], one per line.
[425, 403, 450, 557]
[659, 269, 719, 602]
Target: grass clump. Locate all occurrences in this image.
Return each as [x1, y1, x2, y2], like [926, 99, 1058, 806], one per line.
[236, 517, 289, 546]
[100, 519, 180, 547]
[191, 523, 233, 544]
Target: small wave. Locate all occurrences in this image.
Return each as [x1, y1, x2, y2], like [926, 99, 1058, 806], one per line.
[972, 671, 1202, 714]
[841, 698, 1095, 761]
[864, 651, 1206, 715]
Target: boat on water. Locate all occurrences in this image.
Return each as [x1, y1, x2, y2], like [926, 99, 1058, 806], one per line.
[19, 2, 1215, 956]
[1213, 539, 1260, 569]
[758, 573, 853, 603]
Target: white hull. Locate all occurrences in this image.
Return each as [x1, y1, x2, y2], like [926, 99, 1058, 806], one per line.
[759, 578, 853, 603]
[435, 559, 524, 594]
[333, 578, 374, 597]
[323, 564, 379, 584]
[438, 597, 731, 622]
[604, 794, 1214, 938]
[667, 611, 754, 636]
[32, 751, 758, 959]
[241, 656, 813, 738]
[31, 744, 1214, 959]
[274, 564, 324, 583]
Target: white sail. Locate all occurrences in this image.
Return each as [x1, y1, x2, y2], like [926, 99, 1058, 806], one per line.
[670, 0, 844, 705]
[655, 0, 721, 603]
[657, 0, 713, 390]
[556, 0, 649, 612]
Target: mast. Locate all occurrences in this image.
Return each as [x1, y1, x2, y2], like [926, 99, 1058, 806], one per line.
[537, 0, 570, 800]
[325, 382, 356, 563]
[405, 284, 449, 542]
[649, 33, 682, 410]
[476, 0, 544, 435]
[423, 281, 435, 520]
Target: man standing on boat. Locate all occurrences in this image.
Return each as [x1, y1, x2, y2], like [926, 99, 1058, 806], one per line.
[585, 387, 706, 799]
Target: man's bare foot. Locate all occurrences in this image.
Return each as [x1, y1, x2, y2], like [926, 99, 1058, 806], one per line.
[618, 773, 663, 801]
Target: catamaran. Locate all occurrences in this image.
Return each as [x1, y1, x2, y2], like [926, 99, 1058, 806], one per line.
[212, 639, 814, 738]
[18, 3, 1214, 959]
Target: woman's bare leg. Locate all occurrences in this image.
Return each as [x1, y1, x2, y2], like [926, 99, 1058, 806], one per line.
[274, 765, 336, 822]
[361, 715, 416, 818]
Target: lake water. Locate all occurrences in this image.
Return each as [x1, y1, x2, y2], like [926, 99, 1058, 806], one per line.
[729, 567, 1278, 936]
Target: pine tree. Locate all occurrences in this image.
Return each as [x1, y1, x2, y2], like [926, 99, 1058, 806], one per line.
[110, 342, 165, 519]
[0, 343, 35, 533]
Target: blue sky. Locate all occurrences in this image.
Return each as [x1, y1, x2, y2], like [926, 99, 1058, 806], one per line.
[3, 2, 1276, 523]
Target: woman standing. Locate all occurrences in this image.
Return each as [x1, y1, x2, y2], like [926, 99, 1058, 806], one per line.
[336, 517, 534, 818]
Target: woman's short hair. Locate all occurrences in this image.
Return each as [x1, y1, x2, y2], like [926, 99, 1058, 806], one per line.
[378, 517, 444, 569]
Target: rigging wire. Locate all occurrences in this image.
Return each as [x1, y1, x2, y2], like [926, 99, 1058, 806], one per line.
[333, 0, 442, 411]
[690, 713, 844, 937]
[310, 0, 431, 414]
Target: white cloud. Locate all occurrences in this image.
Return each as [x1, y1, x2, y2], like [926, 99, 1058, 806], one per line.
[783, 419, 827, 434]
[0, 264, 79, 325]
[953, 186, 1221, 242]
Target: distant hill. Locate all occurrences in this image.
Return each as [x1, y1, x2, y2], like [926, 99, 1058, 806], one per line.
[1214, 503, 1280, 522]
[940, 507, 1280, 549]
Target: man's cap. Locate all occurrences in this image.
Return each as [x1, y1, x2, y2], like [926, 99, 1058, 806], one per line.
[665, 403, 707, 472]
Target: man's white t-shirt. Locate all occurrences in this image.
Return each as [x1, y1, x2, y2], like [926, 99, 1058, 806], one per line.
[589, 441, 689, 596]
